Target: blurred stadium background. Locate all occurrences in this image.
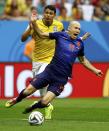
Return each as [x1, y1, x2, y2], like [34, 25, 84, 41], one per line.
[0, 0, 109, 130]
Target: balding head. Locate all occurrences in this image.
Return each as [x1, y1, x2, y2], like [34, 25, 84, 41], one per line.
[67, 21, 81, 39]
[68, 21, 81, 30]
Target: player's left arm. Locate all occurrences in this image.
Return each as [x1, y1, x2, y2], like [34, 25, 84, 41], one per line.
[78, 56, 103, 77]
[81, 32, 91, 41]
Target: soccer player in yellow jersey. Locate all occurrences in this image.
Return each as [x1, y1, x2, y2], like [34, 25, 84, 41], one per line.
[21, 5, 64, 120]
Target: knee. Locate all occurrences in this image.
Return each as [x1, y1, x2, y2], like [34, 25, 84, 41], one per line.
[24, 84, 36, 95]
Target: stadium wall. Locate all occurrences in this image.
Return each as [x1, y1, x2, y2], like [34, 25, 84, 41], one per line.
[0, 21, 109, 98]
[0, 21, 109, 62]
[0, 63, 109, 98]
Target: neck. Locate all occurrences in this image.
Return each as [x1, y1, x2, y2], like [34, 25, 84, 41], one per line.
[42, 18, 53, 27]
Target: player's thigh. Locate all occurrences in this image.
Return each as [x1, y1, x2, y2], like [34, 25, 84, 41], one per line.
[32, 62, 48, 76]
[32, 62, 42, 76]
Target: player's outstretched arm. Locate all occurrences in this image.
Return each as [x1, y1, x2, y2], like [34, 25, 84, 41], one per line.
[81, 32, 91, 41]
[31, 20, 49, 38]
[21, 10, 38, 42]
[78, 56, 103, 77]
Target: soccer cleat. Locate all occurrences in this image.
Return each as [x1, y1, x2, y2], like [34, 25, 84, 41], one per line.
[5, 98, 17, 108]
[23, 101, 38, 114]
[45, 103, 54, 120]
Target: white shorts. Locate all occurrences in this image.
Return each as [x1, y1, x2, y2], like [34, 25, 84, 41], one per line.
[32, 62, 48, 96]
[32, 62, 48, 77]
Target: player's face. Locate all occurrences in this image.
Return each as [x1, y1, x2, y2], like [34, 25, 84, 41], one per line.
[70, 24, 80, 39]
[43, 8, 56, 24]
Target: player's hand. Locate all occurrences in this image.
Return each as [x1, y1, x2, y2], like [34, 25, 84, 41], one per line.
[82, 32, 91, 40]
[95, 69, 103, 77]
[30, 15, 37, 29]
[29, 9, 38, 27]
[30, 15, 36, 22]
[30, 9, 38, 21]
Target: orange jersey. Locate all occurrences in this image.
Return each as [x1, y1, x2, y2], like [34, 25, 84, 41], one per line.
[24, 39, 35, 59]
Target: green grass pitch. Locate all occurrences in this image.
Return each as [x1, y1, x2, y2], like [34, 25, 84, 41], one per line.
[1, 98, 109, 131]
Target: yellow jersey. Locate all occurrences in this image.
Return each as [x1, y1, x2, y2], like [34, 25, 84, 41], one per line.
[31, 19, 64, 63]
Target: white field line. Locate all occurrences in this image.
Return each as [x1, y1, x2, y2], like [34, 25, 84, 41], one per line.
[1, 118, 109, 123]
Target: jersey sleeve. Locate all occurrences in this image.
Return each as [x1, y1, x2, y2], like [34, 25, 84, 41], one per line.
[78, 43, 84, 56]
[49, 32, 61, 39]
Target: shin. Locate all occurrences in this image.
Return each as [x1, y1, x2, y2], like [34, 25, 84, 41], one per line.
[16, 84, 36, 102]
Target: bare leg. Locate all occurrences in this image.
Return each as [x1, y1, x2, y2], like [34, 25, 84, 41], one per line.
[23, 91, 56, 114]
[5, 84, 37, 107]
[41, 91, 56, 105]
[16, 84, 36, 102]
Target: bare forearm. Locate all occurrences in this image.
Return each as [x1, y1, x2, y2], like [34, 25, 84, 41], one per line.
[83, 59, 98, 73]
[79, 56, 99, 74]
[32, 20, 42, 37]
[32, 20, 49, 38]
[21, 27, 31, 42]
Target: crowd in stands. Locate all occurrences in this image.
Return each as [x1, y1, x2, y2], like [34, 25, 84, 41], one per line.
[0, 0, 109, 21]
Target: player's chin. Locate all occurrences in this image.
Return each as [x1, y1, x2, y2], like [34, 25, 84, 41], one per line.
[74, 34, 79, 38]
[46, 17, 53, 21]
[46, 19, 52, 22]
[72, 35, 77, 39]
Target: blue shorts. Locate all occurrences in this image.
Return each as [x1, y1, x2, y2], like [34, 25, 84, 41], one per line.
[30, 70, 67, 96]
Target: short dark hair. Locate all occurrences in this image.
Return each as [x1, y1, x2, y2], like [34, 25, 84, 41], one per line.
[44, 5, 56, 14]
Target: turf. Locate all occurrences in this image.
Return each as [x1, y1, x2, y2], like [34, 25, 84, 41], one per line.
[1, 98, 109, 131]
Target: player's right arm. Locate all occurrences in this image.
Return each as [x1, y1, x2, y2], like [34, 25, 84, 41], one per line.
[21, 24, 32, 42]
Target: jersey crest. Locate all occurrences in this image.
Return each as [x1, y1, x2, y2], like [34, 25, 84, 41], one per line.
[76, 42, 81, 49]
[69, 44, 75, 51]
[77, 42, 81, 47]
